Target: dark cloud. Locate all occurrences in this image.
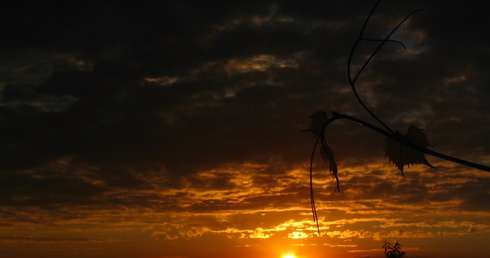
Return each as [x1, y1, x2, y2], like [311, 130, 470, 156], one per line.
[1, 0, 488, 203]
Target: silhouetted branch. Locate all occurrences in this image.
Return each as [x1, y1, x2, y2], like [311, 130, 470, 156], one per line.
[331, 112, 490, 172]
[361, 38, 407, 49]
[309, 136, 320, 233]
[347, 0, 422, 134]
[306, 0, 490, 234]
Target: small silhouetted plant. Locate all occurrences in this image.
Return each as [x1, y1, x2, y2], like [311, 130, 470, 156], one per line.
[383, 241, 405, 258]
[306, 0, 490, 233]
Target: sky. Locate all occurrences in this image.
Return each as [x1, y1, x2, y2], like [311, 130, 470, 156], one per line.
[0, 1, 489, 258]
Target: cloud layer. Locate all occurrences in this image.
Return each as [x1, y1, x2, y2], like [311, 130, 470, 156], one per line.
[1, 1, 489, 258]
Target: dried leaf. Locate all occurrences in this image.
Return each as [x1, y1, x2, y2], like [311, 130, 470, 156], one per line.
[307, 111, 329, 136]
[320, 139, 340, 192]
[384, 124, 434, 174]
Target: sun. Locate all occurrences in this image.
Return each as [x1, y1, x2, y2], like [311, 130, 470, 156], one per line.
[282, 254, 296, 258]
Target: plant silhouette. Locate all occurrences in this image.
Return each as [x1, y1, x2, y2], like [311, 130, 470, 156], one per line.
[306, 0, 490, 233]
[383, 241, 406, 258]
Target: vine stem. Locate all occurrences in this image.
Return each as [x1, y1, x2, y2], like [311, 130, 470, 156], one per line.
[347, 0, 422, 134]
[309, 136, 320, 234]
[331, 112, 490, 172]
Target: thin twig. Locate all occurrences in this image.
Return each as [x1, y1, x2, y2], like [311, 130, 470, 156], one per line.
[347, 2, 422, 134]
[309, 136, 320, 233]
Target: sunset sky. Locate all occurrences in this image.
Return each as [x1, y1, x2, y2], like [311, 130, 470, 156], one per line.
[1, 1, 489, 258]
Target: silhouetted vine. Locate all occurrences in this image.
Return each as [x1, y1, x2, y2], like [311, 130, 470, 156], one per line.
[306, 0, 490, 234]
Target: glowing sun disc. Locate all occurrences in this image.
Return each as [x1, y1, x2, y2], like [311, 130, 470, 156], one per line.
[282, 254, 296, 258]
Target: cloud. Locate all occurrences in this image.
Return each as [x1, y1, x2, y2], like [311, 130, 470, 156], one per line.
[0, 235, 113, 243]
[0, 1, 489, 258]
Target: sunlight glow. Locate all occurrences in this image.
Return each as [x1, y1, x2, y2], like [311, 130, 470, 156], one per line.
[282, 254, 296, 258]
[288, 231, 308, 239]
